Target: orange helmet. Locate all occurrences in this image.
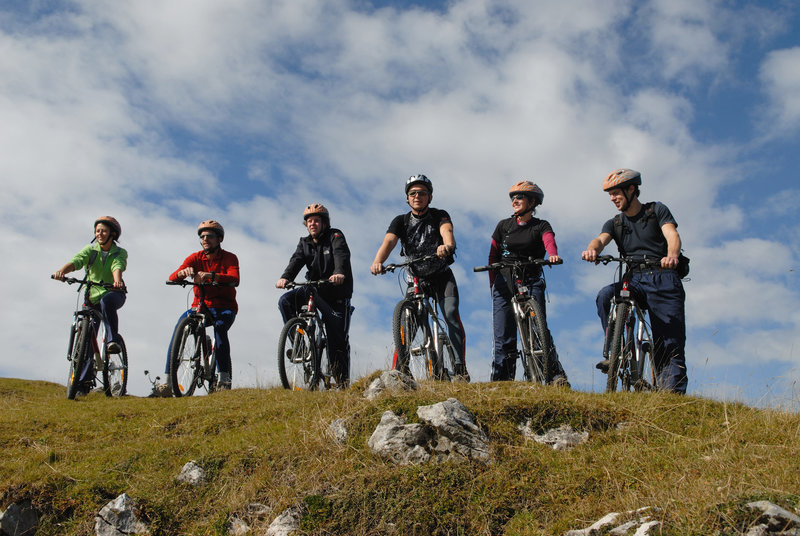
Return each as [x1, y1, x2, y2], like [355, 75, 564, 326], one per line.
[94, 216, 121, 240]
[303, 203, 330, 226]
[509, 181, 544, 204]
[602, 169, 641, 191]
[197, 220, 224, 240]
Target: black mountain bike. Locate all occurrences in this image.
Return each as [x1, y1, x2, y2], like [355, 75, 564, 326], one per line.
[381, 255, 458, 381]
[595, 255, 658, 393]
[473, 258, 561, 384]
[277, 280, 345, 391]
[166, 280, 236, 397]
[54, 276, 128, 399]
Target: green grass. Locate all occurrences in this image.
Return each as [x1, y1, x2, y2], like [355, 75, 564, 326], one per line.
[1, 377, 799, 535]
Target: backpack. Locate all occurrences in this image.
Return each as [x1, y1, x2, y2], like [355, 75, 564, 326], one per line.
[611, 202, 690, 279]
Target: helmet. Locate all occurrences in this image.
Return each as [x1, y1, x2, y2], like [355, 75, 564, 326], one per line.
[509, 181, 544, 204]
[303, 203, 330, 224]
[197, 220, 224, 240]
[405, 174, 433, 195]
[602, 168, 641, 191]
[94, 216, 121, 240]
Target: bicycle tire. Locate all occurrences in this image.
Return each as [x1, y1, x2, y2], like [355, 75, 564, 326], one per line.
[169, 316, 202, 397]
[392, 299, 434, 381]
[435, 329, 457, 381]
[66, 317, 90, 399]
[633, 328, 657, 392]
[518, 300, 552, 384]
[102, 336, 128, 397]
[277, 317, 319, 390]
[606, 302, 632, 392]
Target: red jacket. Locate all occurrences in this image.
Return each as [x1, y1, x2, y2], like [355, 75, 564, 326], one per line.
[169, 250, 240, 312]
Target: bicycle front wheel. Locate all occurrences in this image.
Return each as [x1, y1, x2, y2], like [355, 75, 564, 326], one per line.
[392, 300, 433, 381]
[102, 336, 128, 397]
[169, 316, 202, 397]
[66, 317, 91, 400]
[277, 317, 319, 391]
[519, 300, 552, 384]
[607, 303, 633, 392]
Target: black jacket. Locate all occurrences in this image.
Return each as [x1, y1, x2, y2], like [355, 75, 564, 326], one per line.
[280, 227, 353, 302]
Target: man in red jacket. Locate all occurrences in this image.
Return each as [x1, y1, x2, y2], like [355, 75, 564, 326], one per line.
[164, 220, 240, 391]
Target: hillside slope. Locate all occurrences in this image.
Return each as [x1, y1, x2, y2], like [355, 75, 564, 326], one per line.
[1, 376, 799, 535]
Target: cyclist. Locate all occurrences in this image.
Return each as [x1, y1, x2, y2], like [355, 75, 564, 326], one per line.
[370, 174, 470, 381]
[276, 204, 354, 387]
[581, 168, 687, 393]
[53, 216, 127, 393]
[486, 181, 569, 385]
[164, 220, 240, 390]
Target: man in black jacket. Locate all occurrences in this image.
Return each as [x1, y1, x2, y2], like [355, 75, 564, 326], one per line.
[276, 203, 353, 386]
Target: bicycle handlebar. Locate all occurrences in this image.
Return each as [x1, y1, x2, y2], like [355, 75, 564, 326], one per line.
[52, 275, 127, 293]
[473, 258, 563, 273]
[165, 279, 238, 288]
[283, 280, 331, 290]
[382, 254, 440, 273]
[594, 255, 662, 268]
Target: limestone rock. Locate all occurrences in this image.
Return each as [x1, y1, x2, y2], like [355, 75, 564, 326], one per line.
[176, 460, 206, 486]
[328, 418, 348, 444]
[746, 501, 800, 534]
[0, 500, 38, 536]
[363, 370, 418, 400]
[265, 506, 303, 536]
[520, 422, 588, 451]
[94, 493, 149, 536]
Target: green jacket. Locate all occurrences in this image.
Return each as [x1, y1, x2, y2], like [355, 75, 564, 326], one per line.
[71, 243, 128, 304]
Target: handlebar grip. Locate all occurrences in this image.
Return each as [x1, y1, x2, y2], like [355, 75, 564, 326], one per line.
[548, 258, 564, 265]
[473, 265, 490, 273]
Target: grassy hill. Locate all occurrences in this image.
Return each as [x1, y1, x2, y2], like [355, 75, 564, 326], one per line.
[1, 376, 799, 535]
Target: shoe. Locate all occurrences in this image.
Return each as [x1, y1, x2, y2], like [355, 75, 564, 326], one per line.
[453, 364, 471, 383]
[75, 384, 91, 397]
[596, 359, 610, 373]
[217, 372, 232, 390]
[106, 341, 122, 354]
[551, 376, 571, 389]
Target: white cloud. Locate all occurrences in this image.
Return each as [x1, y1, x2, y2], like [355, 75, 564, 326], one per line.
[760, 46, 800, 133]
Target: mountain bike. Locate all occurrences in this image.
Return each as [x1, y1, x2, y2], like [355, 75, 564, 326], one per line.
[595, 255, 658, 393]
[473, 258, 561, 384]
[166, 279, 236, 397]
[381, 255, 457, 381]
[53, 276, 128, 399]
[277, 280, 345, 391]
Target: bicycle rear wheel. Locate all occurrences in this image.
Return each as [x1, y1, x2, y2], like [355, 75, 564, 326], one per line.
[392, 299, 434, 381]
[607, 303, 633, 392]
[277, 317, 319, 390]
[519, 300, 552, 384]
[169, 316, 201, 397]
[102, 336, 128, 397]
[66, 317, 91, 400]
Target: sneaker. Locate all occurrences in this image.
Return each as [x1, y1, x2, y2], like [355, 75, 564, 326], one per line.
[453, 364, 471, 383]
[596, 359, 610, 373]
[217, 372, 232, 390]
[551, 376, 571, 389]
[106, 341, 122, 354]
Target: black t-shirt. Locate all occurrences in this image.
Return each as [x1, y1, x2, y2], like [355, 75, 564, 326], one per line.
[387, 208, 452, 277]
[601, 201, 677, 258]
[492, 217, 553, 261]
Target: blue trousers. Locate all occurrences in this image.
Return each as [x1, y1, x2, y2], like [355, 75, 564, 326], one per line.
[278, 288, 351, 383]
[596, 269, 687, 393]
[491, 274, 565, 381]
[164, 308, 236, 376]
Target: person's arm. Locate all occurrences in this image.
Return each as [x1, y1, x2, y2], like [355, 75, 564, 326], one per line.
[52, 262, 76, 281]
[370, 233, 399, 275]
[169, 254, 196, 282]
[437, 222, 456, 258]
[542, 231, 560, 263]
[110, 247, 127, 288]
[660, 223, 681, 269]
[213, 252, 240, 285]
[581, 233, 613, 262]
[329, 232, 351, 285]
[276, 241, 306, 288]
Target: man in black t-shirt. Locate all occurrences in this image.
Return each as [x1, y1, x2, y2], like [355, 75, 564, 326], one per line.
[582, 169, 687, 393]
[277, 203, 353, 386]
[370, 174, 469, 381]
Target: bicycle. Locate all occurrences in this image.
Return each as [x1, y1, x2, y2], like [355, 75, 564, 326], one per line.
[473, 258, 561, 384]
[380, 254, 458, 381]
[53, 276, 128, 399]
[277, 280, 346, 391]
[594, 255, 658, 393]
[166, 279, 237, 397]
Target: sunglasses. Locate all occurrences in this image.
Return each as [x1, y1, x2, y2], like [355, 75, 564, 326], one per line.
[199, 233, 218, 240]
[510, 194, 530, 201]
[408, 190, 429, 197]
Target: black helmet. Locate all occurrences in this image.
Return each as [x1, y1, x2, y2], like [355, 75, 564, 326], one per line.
[405, 174, 433, 195]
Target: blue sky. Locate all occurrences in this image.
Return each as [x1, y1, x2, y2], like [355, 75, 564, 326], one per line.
[2, 0, 799, 405]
